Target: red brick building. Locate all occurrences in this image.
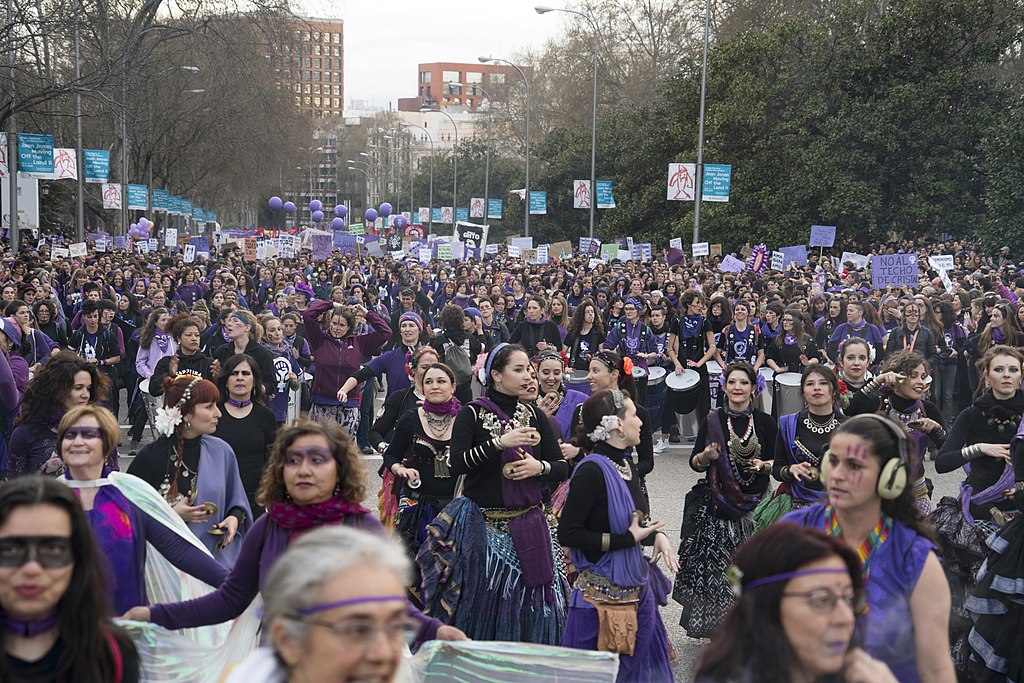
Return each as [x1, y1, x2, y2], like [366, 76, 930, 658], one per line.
[398, 61, 525, 113]
[274, 17, 344, 119]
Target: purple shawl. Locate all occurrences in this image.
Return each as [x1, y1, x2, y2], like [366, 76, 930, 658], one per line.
[470, 395, 554, 587]
[569, 454, 648, 589]
[555, 389, 588, 442]
[704, 409, 761, 520]
[959, 461, 1014, 526]
[192, 436, 254, 568]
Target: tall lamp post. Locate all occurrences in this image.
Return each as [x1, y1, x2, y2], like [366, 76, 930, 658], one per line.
[535, 6, 599, 238]
[479, 56, 531, 236]
[420, 106, 458, 229]
[346, 164, 371, 214]
[347, 158, 373, 207]
[692, 0, 712, 243]
[402, 122, 434, 234]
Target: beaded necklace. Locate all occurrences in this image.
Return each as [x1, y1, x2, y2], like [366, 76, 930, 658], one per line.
[825, 505, 892, 577]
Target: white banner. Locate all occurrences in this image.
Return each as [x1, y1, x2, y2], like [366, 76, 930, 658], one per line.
[841, 252, 870, 270]
[440, 207, 453, 225]
[667, 163, 696, 201]
[1, 174, 40, 231]
[669, 237, 683, 250]
[469, 198, 485, 218]
[102, 183, 122, 209]
[771, 251, 786, 271]
[184, 244, 196, 262]
[929, 255, 954, 272]
[164, 228, 177, 247]
[692, 241, 709, 258]
[573, 180, 592, 209]
[417, 207, 429, 224]
[52, 148, 77, 180]
[0, 133, 7, 177]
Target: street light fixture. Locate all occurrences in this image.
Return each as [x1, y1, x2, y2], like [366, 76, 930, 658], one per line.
[479, 56, 532, 236]
[534, 6, 599, 238]
[402, 122, 434, 234]
[420, 106, 458, 229]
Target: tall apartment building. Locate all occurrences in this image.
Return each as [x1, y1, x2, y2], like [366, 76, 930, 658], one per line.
[274, 17, 344, 119]
[398, 62, 524, 113]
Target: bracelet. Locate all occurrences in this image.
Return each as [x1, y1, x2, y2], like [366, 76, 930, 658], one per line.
[539, 460, 550, 477]
[601, 533, 611, 553]
[691, 454, 709, 472]
[962, 444, 983, 461]
[863, 378, 882, 397]
[761, 461, 772, 474]
[491, 437, 504, 451]
[782, 465, 791, 481]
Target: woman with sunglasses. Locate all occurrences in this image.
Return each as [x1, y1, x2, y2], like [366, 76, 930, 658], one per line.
[57, 405, 227, 616]
[695, 523, 897, 683]
[785, 414, 955, 682]
[0, 476, 143, 682]
[124, 419, 464, 645]
[884, 301, 943, 370]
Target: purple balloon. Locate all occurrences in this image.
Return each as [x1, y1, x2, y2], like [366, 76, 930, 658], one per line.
[331, 217, 345, 230]
[311, 210, 325, 223]
[379, 202, 393, 217]
[309, 199, 323, 213]
[364, 208, 378, 223]
[130, 223, 138, 232]
[140, 217, 151, 229]
[268, 196, 283, 212]
[334, 205, 347, 219]
[284, 201, 296, 214]
[393, 215, 408, 229]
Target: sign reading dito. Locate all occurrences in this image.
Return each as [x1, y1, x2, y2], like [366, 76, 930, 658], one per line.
[529, 191, 547, 215]
[702, 164, 732, 202]
[17, 133, 54, 175]
[871, 254, 919, 289]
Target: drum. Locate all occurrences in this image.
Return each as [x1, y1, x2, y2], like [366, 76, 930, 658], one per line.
[139, 378, 151, 395]
[775, 372, 803, 417]
[647, 366, 667, 387]
[706, 360, 723, 409]
[666, 369, 700, 415]
[758, 367, 775, 414]
[565, 370, 592, 396]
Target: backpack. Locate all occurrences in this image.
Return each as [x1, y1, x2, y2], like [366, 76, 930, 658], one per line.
[444, 340, 474, 385]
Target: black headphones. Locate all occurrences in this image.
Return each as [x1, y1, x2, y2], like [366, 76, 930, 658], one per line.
[820, 413, 909, 500]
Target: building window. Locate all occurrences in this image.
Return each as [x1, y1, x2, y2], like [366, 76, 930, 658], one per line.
[314, 97, 321, 106]
[333, 32, 340, 43]
[313, 31, 320, 41]
[305, 70, 312, 80]
[334, 72, 341, 82]
[314, 44, 321, 56]
[294, 96, 301, 106]
[323, 58, 330, 69]
[334, 97, 340, 107]
[420, 71, 432, 84]
[303, 57, 311, 68]
[313, 84, 321, 94]
[304, 84, 311, 93]
[315, 71, 321, 81]
[333, 46, 340, 56]
[333, 85, 341, 95]
[293, 83, 301, 93]
[314, 58, 321, 68]
[490, 73, 505, 85]
[303, 31, 310, 41]
[442, 70, 459, 85]
[304, 96, 311, 104]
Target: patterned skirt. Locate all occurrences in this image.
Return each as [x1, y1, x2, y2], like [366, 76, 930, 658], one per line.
[417, 496, 569, 644]
[966, 514, 1024, 682]
[309, 402, 360, 435]
[672, 479, 755, 639]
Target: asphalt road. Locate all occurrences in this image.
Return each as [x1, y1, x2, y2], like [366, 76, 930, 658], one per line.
[118, 397, 961, 682]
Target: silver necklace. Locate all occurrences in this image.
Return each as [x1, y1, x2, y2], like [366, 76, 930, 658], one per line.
[613, 459, 633, 481]
[424, 410, 454, 436]
[803, 413, 839, 434]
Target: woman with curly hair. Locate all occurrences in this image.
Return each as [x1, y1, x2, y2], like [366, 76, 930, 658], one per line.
[127, 376, 251, 567]
[124, 418, 463, 644]
[565, 298, 605, 372]
[8, 351, 114, 478]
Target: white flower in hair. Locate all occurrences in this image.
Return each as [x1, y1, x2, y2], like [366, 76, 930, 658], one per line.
[154, 405, 183, 438]
[587, 414, 621, 443]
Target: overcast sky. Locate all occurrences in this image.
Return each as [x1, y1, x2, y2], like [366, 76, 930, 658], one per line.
[300, 0, 566, 107]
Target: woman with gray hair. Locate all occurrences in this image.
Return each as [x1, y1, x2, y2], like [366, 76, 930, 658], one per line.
[224, 526, 413, 682]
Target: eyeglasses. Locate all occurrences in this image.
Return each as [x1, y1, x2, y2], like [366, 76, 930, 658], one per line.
[62, 427, 103, 441]
[781, 588, 866, 614]
[0, 536, 74, 568]
[284, 446, 334, 468]
[303, 617, 418, 648]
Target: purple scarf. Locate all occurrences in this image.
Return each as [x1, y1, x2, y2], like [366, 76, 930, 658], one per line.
[470, 395, 554, 587]
[422, 396, 461, 417]
[959, 461, 1014, 526]
[569, 454, 647, 587]
[269, 495, 370, 539]
[704, 409, 761, 520]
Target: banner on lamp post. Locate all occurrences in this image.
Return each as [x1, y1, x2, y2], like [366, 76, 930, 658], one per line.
[667, 163, 696, 201]
[529, 191, 547, 215]
[596, 180, 615, 209]
[487, 199, 502, 219]
[101, 183, 122, 210]
[573, 180, 592, 209]
[83, 150, 110, 183]
[126, 184, 148, 210]
[469, 198, 485, 218]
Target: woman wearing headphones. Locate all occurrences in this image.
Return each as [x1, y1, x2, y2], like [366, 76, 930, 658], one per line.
[785, 414, 956, 683]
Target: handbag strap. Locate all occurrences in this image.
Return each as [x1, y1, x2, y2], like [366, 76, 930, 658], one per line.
[104, 630, 123, 683]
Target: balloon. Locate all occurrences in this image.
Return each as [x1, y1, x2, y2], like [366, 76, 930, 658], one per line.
[284, 201, 296, 214]
[310, 199, 323, 213]
[130, 223, 138, 232]
[139, 217, 150, 229]
[268, 196, 283, 212]
[129, 227, 143, 239]
[334, 205, 347, 218]
[394, 215, 408, 229]
[331, 217, 345, 230]
[379, 202, 393, 217]
[312, 210, 324, 223]
[364, 208, 378, 223]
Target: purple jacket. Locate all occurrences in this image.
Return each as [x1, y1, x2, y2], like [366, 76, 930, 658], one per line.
[148, 512, 442, 642]
[302, 300, 391, 406]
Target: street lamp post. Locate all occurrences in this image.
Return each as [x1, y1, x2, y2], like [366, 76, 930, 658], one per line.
[348, 158, 374, 208]
[401, 123, 434, 235]
[420, 107, 457, 230]
[479, 56, 531, 236]
[693, 0, 712, 244]
[347, 165, 371, 213]
[535, 6, 598, 238]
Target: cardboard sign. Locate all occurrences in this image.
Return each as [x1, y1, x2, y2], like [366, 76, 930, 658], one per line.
[771, 251, 786, 271]
[243, 237, 257, 262]
[692, 242, 710, 258]
[779, 245, 808, 267]
[710, 244, 723, 258]
[68, 242, 87, 258]
[669, 237, 683, 250]
[508, 245, 521, 258]
[147, 238, 158, 252]
[929, 255, 954, 272]
[184, 244, 196, 263]
[809, 225, 836, 248]
[719, 255, 746, 273]
[841, 251, 870, 270]
[52, 247, 70, 259]
[871, 254, 919, 288]
[550, 241, 573, 259]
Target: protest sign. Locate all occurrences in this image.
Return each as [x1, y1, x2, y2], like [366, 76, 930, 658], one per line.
[929, 255, 954, 272]
[692, 242, 710, 258]
[841, 252, 870, 270]
[720, 255, 746, 273]
[771, 251, 786, 271]
[871, 254, 919, 288]
[809, 225, 836, 248]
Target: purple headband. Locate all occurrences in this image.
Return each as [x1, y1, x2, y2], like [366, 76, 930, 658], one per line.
[744, 568, 849, 593]
[297, 595, 407, 616]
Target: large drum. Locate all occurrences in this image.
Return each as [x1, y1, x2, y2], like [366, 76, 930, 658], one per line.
[667, 369, 701, 415]
[775, 372, 803, 417]
[706, 360, 723, 409]
[565, 370, 592, 396]
[647, 366, 667, 387]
